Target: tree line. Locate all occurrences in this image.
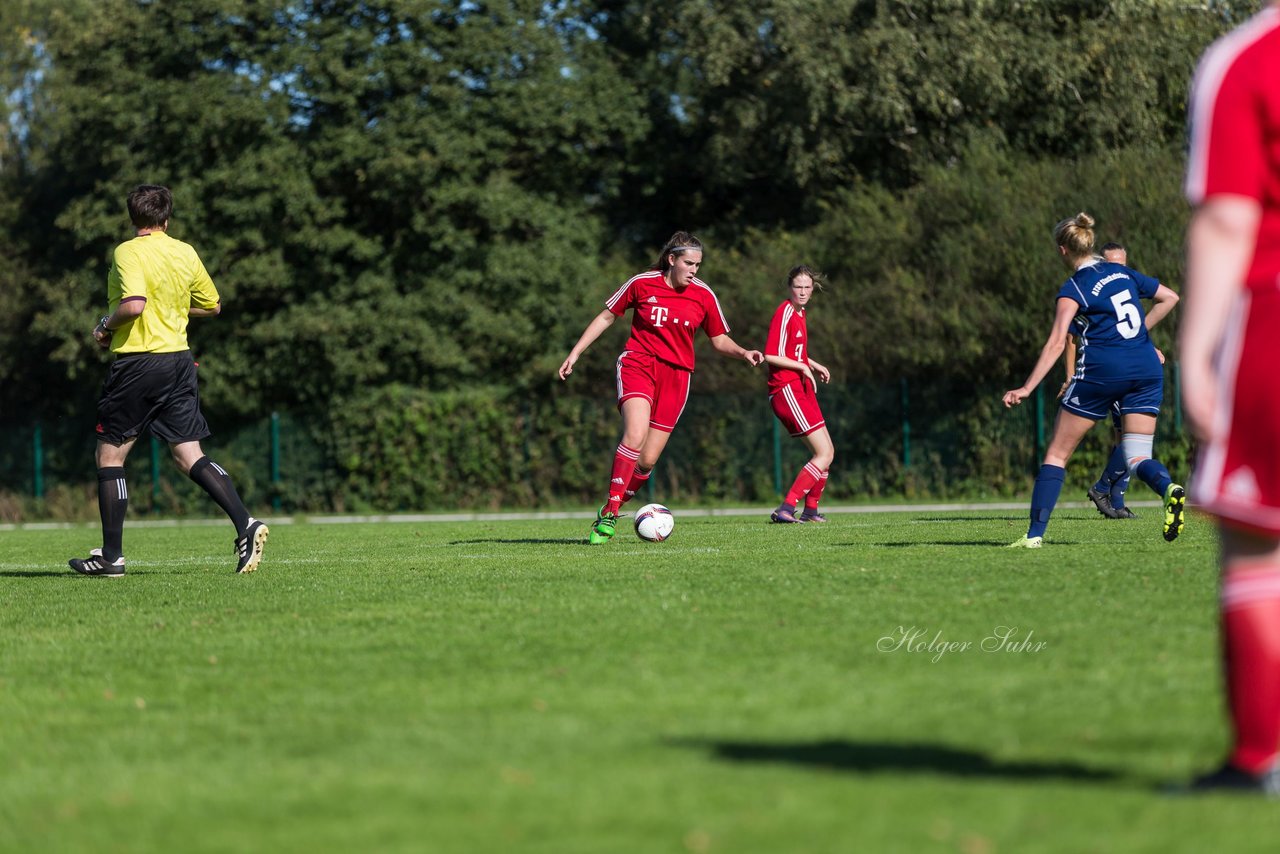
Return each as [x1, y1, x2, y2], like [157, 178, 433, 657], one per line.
[0, 0, 1257, 509]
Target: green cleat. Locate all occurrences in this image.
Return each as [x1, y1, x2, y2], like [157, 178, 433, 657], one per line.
[588, 505, 619, 544]
[1007, 536, 1043, 549]
[1163, 484, 1186, 542]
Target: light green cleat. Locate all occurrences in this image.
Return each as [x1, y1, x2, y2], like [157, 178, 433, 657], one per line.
[1007, 536, 1043, 549]
[1163, 483, 1186, 542]
[588, 506, 618, 545]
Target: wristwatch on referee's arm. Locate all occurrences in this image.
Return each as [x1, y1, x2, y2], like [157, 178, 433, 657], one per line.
[93, 315, 113, 349]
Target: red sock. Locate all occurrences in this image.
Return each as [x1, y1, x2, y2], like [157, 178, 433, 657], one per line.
[622, 467, 651, 509]
[605, 444, 640, 515]
[804, 470, 829, 512]
[1222, 567, 1280, 773]
[785, 462, 822, 508]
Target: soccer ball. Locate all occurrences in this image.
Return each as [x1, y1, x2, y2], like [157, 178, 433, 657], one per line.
[633, 503, 675, 542]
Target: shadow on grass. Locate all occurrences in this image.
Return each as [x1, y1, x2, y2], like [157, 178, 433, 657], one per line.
[860, 541, 1023, 548]
[0, 570, 77, 578]
[912, 516, 1019, 523]
[447, 538, 589, 546]
[677, 738, 1120, 783]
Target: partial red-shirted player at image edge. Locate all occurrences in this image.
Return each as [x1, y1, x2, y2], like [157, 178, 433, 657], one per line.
[1178, 2, 1280, 795]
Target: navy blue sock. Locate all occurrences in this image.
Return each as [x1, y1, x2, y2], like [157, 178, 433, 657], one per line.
[1111, 472, 1132, 509]
[1028, 464, 1066, 539]
[1095, 444, 1127, 494]
[1100, 448, 1131, 507]
[1135, 459, 1173, 497]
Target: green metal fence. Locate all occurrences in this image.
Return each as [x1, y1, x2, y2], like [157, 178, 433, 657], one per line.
[1, 373, 1190, 519]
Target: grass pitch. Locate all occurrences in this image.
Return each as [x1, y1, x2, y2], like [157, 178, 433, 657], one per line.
[2, 507, 1277, 853]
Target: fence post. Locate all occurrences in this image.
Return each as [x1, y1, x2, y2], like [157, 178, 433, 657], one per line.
[270, 411, 282, 512]
[150, 436, 161, 512]
[1034, 385, 1045, 467]
[772, 417, 783, 494]
[901, 378, 911, 469]
[33, 422, 44, 499]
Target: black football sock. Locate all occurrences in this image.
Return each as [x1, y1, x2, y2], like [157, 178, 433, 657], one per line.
[188, 456, 252, 534]
[97, 466, 128, 561]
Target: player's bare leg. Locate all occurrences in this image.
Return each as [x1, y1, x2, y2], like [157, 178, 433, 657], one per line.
[1010, 409, 1094, 547]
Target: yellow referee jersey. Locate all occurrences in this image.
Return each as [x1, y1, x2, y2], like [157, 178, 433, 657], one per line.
[106, 231, 220, 353]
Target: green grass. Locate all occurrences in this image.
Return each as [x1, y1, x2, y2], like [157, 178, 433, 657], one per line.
[3, 507, 1278, 853]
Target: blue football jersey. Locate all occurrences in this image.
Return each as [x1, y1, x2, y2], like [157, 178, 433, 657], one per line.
[1058, 260, 1163, 381]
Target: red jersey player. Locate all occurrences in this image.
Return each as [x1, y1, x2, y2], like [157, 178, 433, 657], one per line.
[763, 265, 835, 523]
[559, 232, 764, 543]
[1180, 2, 1280, 794]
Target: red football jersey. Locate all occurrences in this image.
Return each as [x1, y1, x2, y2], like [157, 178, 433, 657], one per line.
[1187, 8, 1280, 533]
[605, 271, 730, 371]
[1186, 6, 1280, 289]
[765, 300, 808, 394]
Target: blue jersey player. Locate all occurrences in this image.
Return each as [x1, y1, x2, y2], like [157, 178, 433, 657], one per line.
[1003, 212, 1184, 547]
[1061, 242, 1169, 520]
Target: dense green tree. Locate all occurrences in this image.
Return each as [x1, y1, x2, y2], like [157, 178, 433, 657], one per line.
[591, 0, 1249, 231]
[702, 138, 1192, 388]
[2, 0, 647, 423]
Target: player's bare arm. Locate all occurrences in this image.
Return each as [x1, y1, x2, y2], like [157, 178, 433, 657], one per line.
[1143, 284, 1180, 332]
[709, 333, 764, 366]
[1003, 297, 1077, 408]
[189, 302, 221, 318]
[808, 359, 831, 383]
[559, 309, 617, 380]
[1181, 196, 1263, 441]
[93, 297, 147, 348]
[764, 353, 817, 387]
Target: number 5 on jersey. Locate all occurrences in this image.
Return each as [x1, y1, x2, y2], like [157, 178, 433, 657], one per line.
[1110, 291, 1141, 339]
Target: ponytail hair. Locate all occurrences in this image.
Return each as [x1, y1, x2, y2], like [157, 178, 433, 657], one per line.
[655, 231, 703, 272]
[1053, 212, 1096, 260]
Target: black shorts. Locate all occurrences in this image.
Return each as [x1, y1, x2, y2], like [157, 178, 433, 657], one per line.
[95, 350, 211, 446]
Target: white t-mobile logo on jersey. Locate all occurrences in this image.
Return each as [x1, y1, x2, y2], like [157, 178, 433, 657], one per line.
[650, 306, 669, 326]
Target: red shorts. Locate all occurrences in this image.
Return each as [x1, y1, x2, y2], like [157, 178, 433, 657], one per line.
[1192, 289, 1280, 534]
[616, 350, 691, 433]
[770, 380, 826, 437]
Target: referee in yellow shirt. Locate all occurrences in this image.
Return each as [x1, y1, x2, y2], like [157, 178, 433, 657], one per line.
[69, 185, 268, 576]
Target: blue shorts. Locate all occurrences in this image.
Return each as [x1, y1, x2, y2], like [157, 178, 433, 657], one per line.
[1061, 375, 1162, 421]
